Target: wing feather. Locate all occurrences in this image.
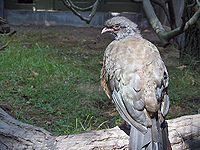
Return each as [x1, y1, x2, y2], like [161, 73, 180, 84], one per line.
[101, 37, 169, 135]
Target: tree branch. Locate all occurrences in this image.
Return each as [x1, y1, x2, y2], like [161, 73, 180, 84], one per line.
[143, 0, 168, 45]
[143, 0, 200, 46]
[0, 106, 200, 150]
[151, 0, 171, 27]
[62, 0, 101, 24]
[167, 0, 177, 29]
[164, 5, 200, 40]
[65, 0, 94, 11]
[197, 0, 200, 7]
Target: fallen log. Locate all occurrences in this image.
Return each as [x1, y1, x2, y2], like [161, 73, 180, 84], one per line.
[0, 107, 199, 150]
[167, 114, 200, 150]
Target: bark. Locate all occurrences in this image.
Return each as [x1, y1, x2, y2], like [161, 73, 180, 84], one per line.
[0, 107, 200, 150]
[143, 0, 168, 45]
[167, 0, 177, 29]
[167, 114, 200, 150]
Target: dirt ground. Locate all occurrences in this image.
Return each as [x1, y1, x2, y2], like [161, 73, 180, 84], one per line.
[13, 24, 179, 64]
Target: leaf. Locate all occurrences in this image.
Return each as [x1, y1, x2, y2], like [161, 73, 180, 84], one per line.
[45, 121, 52, 125]
[177, 65, 187, 70]
[192, 80, 196, 86]
[32, 71, 39, 76]
[30, 85, 35, 89]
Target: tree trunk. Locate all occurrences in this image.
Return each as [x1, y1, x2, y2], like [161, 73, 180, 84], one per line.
[180, 1, 200, 63]
[0, 107, 200, 150]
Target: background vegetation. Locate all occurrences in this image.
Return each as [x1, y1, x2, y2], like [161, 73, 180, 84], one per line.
[0, 25, 199, 135]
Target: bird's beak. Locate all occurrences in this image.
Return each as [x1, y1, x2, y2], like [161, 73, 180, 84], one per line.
[101, 27, 113, 34]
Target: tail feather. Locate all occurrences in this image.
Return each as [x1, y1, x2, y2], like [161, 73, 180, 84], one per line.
[129, 126, 152, 150]
[129, 117, 170, 150]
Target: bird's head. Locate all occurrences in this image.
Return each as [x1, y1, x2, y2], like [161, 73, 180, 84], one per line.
[101, 16, 141, 40]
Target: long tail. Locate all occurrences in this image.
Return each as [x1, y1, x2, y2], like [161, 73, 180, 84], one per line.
[129, 116, 171, 150]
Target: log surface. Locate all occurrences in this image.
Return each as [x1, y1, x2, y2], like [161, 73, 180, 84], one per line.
[0, 107, 199, 150]
[167, 114, 200, 150]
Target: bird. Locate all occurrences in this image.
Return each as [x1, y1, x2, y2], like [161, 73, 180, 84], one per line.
[101, 16, 171, 150]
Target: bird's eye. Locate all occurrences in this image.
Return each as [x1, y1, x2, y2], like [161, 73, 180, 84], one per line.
[115, 24, 120, 28]
[113, 24, 121, 31]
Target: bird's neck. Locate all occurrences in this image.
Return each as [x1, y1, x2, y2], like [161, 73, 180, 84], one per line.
[114, 28, 142, 40]
[115, 32, 142, 40]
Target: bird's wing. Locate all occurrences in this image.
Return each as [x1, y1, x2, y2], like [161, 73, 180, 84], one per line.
[101, 38, 169, 134]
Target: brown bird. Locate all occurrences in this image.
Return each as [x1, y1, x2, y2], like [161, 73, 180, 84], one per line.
[101, 16, 171, 150]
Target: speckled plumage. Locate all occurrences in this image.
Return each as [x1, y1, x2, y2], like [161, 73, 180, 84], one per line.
[101, 16, 170, 150]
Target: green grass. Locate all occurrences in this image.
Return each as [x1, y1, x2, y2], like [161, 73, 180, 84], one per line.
[0, 32, 120, 135]
[167, 64, 200, 118]
[0, 27, 199, 135]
